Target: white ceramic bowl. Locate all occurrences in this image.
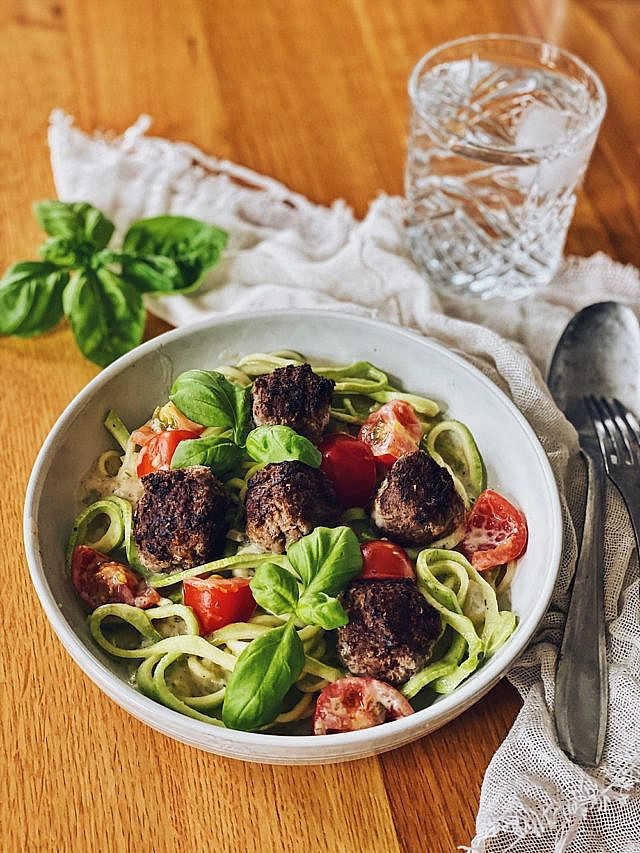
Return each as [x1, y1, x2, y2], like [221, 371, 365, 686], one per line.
[24, 310, 562, 764]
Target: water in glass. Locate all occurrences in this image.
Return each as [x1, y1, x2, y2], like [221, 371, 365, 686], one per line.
[406, 58, 602, 298]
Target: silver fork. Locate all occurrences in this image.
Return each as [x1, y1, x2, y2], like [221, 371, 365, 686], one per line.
[585, 396, 640, 551]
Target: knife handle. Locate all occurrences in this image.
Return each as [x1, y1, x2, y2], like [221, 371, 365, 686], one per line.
[554, 447, 608, 766]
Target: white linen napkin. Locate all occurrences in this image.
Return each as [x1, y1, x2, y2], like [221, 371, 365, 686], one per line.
[49, 110, 640, 852]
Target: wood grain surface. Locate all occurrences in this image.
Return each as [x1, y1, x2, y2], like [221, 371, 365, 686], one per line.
[1, 1, 638, 851]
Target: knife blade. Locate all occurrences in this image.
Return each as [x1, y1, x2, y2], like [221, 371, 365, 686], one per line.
[547, 302, 621, 766]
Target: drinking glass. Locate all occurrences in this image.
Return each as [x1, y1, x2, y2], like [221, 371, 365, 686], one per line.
[405, 35, 606, 299]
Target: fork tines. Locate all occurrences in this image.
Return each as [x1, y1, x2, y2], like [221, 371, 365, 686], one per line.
[585, 395, 640, 469]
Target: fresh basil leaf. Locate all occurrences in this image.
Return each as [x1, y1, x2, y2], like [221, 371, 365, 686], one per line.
[39, 237, 83, 267]
[296, 592, 348, 630]
[63, 267, 145, 367]
[169, 370, 251, 444]
[246, 425, 322, 468]
[287, 526, 362, 597]
[250, 563, 300, 616]
[0, 261, 67, 337]
[222, 619, 304, 731]
[34, 200, 115, 249]
[117, 253, 185, 293]
[122, 216, 228, 293]
[170, 435, 243, 479]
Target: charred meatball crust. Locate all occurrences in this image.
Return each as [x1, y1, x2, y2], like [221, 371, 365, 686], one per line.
[251, 363, 335, 444]
[134, 466, 229, 572]
[337, 579, 441, 686]
[371, 450, 465, 547]
[244, 460, 340, 553]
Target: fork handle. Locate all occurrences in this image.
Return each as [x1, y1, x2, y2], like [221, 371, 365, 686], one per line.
[554, 446, 608, 766]
[620, 491, 640, 558]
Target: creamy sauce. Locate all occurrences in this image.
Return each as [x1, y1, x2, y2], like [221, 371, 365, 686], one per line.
[79, 444, 143, 507]
[167, 656, 226, 698]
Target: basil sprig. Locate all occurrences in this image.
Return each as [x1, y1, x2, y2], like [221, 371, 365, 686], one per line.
[0, 200, 227, 367]
[222, 527, 362, 732]
[0, 262, 68, 337]
[245, 425, 321, 468]
[249, 562, 300, 616]
[121, 216, 227, 293]
[169, 369, 251, 445]
[249, 526, 362, 630]
[63, 267, 145, 367]
[221, 619, 305, 732]
[287, 525, 362, 598]
[170, 435, 243, 479]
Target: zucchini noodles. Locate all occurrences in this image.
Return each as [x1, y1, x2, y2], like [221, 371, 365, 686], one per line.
[424, 420, 486, 508]
[89, 605, 340, 728]
[66, 496, 143, 573]
[224, 351, 440, 426]
[402, 549, 516, 699]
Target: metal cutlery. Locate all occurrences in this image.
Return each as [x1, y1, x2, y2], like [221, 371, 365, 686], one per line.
[547, 301, 640, 766]
[585, 396, 640, 552]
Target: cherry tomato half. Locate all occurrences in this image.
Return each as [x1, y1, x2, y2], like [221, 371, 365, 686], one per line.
[131, 404, 204, 447]
[71, 545, 160, 611]
[460, 489, 528, 571]
[358, 401, 422, 467]
[183, 576, 256, 635]
[313, 677, 414, 735]
[136, 429, 202, 477]
[130, 424, 157, 446]
[318, 433, 377, 508]
[360, 540, 415, 580]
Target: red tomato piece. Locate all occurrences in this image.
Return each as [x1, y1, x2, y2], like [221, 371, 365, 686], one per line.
[71, 545, 160, 611]
[313, 677, 414, 735]
[460, 489, 528, 571]
[163, 402, 206, 434]
[358, 401, 422, 467]
[136, 429, 202, 477]
[360, 540, 415, 580]
[183, 576, 256, 635]
[130, 424, 157, 447]
[318, 433, 377, 508]
[131, 406, 204, 447]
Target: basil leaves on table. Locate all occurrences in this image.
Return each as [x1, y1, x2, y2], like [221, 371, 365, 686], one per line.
[0, 200, 228, 366]
[169, 370, 251, 445]
[34, 200, 115, 249]
[122, 216, 227, 293]
[63, 268, 145, 368]
[170, 435, 243, 479]
[245, 425, 322, 468]
[0, 262, 68, 337]
[222, 527, 363, 732]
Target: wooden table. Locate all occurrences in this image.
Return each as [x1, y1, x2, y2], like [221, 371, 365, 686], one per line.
[2, 2, 638, 850]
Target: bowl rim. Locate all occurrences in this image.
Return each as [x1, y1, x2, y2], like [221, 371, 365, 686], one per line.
[24, 308, 562, 752]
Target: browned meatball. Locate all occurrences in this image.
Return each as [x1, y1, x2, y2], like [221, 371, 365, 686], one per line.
[251, 363, 335, 444]
[244, 460, 340, 553]
[134, 466, 229, 572]
[337, 579, 441, 686]
[371, 450, 465, 547]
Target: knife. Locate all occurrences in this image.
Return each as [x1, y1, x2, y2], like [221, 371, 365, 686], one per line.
[548, 303, 618, 766]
